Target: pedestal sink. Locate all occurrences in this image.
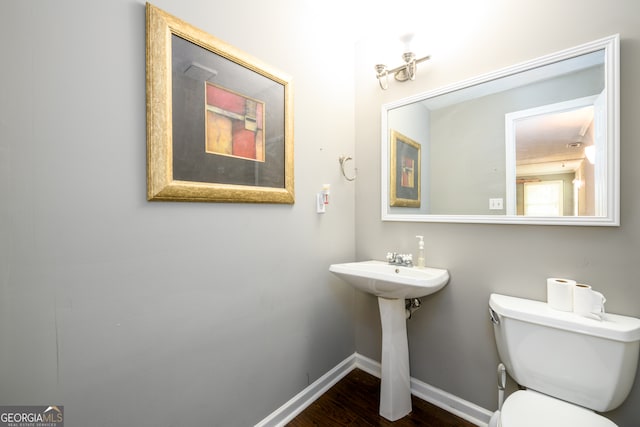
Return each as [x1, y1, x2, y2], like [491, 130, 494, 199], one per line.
[329, 260, 450, 421]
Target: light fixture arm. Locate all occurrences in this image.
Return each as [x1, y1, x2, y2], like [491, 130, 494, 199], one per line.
[375, 64, 389, 90]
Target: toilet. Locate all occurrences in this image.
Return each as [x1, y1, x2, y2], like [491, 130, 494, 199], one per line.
[488, 293, 640, 427]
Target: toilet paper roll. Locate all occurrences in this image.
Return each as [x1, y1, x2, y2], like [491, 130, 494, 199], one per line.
[547, 278, 576, 311]
[574, 283, 606, 320]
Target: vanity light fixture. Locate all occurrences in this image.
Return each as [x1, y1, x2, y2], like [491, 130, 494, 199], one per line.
[375, 52, 430, 90]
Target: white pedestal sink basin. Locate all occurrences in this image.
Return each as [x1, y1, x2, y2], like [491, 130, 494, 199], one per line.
[329, 260, 449, 421]
[329, 260, 449, 299]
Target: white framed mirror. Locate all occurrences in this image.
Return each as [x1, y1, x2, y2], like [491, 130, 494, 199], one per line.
[381, 34, 619, 226]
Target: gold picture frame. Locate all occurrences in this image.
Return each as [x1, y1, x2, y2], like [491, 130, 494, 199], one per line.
[390, 129, 421, 207]
[146, 3, 294, 203]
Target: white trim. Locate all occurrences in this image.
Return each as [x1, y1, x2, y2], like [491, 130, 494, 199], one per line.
[353, 352, 381, 377]
[411, 376, 492, 427]
[254, 354, 356, 427]
[255, 352, 493, 427]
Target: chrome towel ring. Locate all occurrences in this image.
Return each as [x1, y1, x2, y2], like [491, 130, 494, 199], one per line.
[339, 155, 357, 181]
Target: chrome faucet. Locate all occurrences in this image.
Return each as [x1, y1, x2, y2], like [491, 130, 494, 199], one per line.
[386, 252, 413, 267]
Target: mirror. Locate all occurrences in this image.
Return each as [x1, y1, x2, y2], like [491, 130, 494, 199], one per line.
[382, 34, 619, 226]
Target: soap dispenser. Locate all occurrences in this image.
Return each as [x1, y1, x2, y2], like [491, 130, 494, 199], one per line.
[415, 235, 425, 268]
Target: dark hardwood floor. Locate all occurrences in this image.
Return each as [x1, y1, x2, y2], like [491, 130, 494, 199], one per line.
[286, 369, 477, 426]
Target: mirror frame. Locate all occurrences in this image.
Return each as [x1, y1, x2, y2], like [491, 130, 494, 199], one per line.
[381, 34, 619, 226]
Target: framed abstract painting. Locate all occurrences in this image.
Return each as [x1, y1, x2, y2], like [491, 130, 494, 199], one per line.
[389, 129, 421, 207]
[146, 3, 294, 203]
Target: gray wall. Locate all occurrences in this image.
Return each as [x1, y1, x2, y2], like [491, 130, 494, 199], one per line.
[0, 1, 357, 426]
[354, 1, 640, 426]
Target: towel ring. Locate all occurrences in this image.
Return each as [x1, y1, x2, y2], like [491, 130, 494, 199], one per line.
[339, 155, 357, 181]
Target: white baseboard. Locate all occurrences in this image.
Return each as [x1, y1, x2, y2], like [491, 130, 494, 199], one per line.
[353, 352, 381, 377]
[410, 375, 492, 427]
[254, 354, 357, 427]
[255, 352, 493, 427]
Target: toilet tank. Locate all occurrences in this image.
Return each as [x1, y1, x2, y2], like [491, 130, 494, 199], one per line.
[489, 293, 640, 412]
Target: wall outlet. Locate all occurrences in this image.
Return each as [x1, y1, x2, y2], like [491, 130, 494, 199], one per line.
[489, 198, 504, 210]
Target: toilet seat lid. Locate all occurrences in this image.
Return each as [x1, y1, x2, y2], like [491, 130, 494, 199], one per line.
[501, 391, 617, 427]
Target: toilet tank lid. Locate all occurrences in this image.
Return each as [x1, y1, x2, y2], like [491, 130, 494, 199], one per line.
[490, 293, 640, 342]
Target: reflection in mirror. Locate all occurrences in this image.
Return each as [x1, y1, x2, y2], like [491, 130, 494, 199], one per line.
[506, 95, 604, 217]
[382, 34, 619, 226]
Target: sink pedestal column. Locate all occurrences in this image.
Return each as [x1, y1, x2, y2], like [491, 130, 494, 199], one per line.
[378, 297, 412, 421]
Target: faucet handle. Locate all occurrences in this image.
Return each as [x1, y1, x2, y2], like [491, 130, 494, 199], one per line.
[401, 254, 413, 266]
[386, 252, 395, 262]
